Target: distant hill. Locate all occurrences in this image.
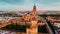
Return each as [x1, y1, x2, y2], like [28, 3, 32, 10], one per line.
[0, 10, 60, 15]
[38, 11, 60, 14]
[44, 11, 60, 14]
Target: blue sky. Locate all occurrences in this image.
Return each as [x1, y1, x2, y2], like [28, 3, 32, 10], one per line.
[0, 0, 60, 11]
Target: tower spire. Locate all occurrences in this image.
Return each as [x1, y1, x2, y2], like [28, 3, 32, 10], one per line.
[34, 3, 36, 6]
[32, 3, 37, 15]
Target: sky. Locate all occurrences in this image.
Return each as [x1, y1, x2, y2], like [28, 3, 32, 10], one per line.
[0, 0, 60, 11]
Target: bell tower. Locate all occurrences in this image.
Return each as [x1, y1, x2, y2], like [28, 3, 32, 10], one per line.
[32, 4, 37, 15]
[26, 4, 38, 34]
